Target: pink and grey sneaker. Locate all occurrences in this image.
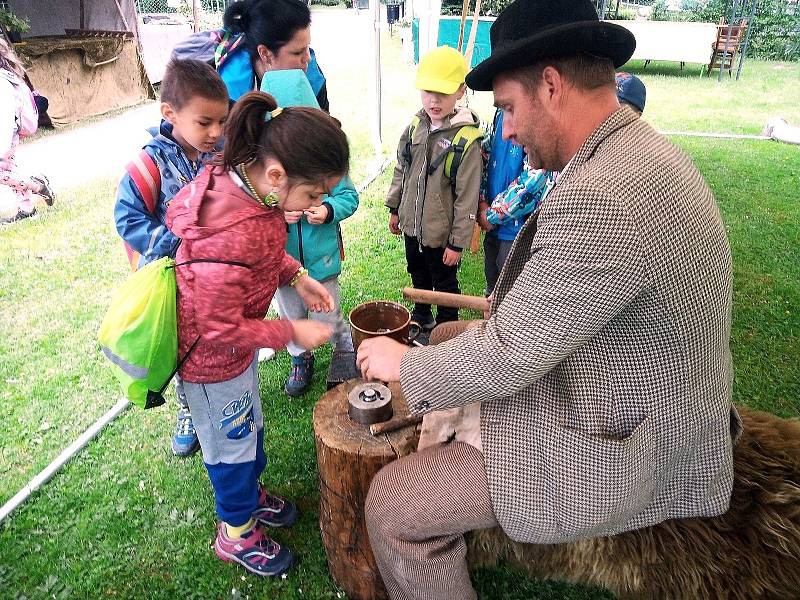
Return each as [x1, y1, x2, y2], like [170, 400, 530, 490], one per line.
[253, 483, 299, 528]
[213, 522, 295, 577]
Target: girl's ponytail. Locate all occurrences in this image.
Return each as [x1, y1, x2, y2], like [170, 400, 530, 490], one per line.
[0, 39, 26, 80]
[222, 91, 279, 169]
[223, 91, 350, 187]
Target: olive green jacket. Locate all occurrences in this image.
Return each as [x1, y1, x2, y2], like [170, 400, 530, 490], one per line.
[386, 107, 482, 250]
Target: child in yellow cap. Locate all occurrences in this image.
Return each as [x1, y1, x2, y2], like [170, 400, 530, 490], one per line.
[386, 46, 483, 329]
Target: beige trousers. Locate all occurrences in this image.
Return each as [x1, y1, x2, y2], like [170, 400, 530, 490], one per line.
[364, 320, 496, 600]
[364, 441, 498, 600]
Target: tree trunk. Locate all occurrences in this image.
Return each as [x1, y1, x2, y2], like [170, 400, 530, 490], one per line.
[313, 380, 420, 600]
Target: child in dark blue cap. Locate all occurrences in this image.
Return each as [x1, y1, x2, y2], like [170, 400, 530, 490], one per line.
[615, 71, 647, 114]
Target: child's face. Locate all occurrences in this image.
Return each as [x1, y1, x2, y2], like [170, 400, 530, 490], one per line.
[278, 176, 342, 212]
[162, 96, 229, 158]
[420, 86, 464, 124]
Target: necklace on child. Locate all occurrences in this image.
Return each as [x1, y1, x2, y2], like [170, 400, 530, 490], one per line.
[239, 163, 279, 207]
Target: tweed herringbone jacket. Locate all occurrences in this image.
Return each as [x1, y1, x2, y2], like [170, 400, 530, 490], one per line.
[400, 107, 740, 545]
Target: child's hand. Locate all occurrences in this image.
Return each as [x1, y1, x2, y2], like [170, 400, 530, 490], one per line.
[477, 201, 493, 232]
[442, 248, 462, 266]
[284, 210, 304, 224]
[388, 213, 401, 235]
[291, 320, 333, 351]
[304, 205, 329, 225]
[294, 275, 335, 312]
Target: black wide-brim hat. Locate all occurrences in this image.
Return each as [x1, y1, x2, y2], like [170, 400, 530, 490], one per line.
[466, 0, 636, 91]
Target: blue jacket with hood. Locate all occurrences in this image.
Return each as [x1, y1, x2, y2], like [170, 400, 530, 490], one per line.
[114, 121, 214, 269]
[481, 109, 527, 242]
[259, 69, 358, 282]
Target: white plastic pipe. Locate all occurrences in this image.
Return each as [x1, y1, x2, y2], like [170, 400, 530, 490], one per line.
[0, 398, 130, 523]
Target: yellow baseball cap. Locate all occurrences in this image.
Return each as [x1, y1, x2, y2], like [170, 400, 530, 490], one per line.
[415, 46, 467, 95]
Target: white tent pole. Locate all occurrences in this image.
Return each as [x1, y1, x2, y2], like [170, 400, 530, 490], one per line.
[0, 398, 130, 524]
[370, 0, 382, 155]
[463, 0, 482, 66]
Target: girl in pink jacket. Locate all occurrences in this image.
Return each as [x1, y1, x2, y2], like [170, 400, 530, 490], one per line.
[166, 91, 349, 578]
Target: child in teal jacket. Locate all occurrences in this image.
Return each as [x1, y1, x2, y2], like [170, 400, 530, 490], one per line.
[262, 69, 359, 396]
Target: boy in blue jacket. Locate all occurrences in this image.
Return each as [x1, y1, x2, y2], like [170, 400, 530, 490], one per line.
[114, 58, 229, 456]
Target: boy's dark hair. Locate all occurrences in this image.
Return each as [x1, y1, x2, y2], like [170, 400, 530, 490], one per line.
[223, 91, 349, 187]
[160, 58, 228, 109]
[224, 0, 311, 68]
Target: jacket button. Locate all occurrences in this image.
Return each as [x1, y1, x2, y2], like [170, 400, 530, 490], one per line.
[417, 400, 430, 410]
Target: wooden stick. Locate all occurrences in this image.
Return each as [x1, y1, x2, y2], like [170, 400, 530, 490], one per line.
[456, 0, 470, 52]
[463, 0, 483, 67]
[402, 287, 489, 312]
[370, 414, 423, 436]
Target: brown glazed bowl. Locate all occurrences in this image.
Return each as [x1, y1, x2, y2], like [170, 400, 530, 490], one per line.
[348, 301, 420, 352]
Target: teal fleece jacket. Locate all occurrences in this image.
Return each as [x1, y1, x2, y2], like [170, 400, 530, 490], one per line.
[260, 69, 359, 281]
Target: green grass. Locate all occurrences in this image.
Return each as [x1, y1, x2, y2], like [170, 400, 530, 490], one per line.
[1, 31, 799, 600]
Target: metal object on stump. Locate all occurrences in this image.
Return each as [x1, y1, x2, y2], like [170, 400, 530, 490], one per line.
[313, 379, 420, 600]
[348, 382, 393, 425]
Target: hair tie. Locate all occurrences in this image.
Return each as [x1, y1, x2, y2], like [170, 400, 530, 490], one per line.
[265, 107, 283, 122]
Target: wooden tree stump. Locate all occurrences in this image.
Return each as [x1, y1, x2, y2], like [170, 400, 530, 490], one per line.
[313, 380, 419, 600]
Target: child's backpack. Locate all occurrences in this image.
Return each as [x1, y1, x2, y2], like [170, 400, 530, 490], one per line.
[122, 150, 162, 271]
[402, 116, 484, 194]
[98, 257, 179, 409]
[98, 256, 249, 409]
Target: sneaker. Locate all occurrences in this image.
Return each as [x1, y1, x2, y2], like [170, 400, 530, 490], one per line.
[30, 175, 55, 206]
[284, 351, 314, 397]
[213, 522, 295, 577]
[1, 208, 36, 224]
[171, 406, 200, 457]
[253, 483, 299, 528]
[411, 311, 437, 331]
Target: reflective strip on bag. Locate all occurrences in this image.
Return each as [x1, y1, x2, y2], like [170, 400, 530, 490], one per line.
[101, 346, 149, 380]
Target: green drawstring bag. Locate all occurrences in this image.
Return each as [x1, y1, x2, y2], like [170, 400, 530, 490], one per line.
[98, 256, 178, 409]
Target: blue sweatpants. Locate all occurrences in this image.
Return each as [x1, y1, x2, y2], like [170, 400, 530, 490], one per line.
[182, 357, 267, 526]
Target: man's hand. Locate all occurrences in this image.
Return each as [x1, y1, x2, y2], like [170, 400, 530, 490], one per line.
[477, 201, 493, 232]
[356, 336, 410, 382]
[442, 248, 462, 266]
[294, 275, 334, 312]
[304, 204, 329, 225]
[484, 294, 493, 320]
[388, 213, 401, 235]
[291, 320, 333, 350]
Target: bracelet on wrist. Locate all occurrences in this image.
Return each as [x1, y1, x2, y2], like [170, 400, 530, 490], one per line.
[289, 267, 309, 287]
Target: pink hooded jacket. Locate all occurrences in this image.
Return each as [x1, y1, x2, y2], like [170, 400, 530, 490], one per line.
[166, 165, 300, 383]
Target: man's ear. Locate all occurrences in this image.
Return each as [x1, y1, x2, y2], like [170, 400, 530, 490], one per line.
[540, 65, 564, 108]
[161, 101, 176, 124]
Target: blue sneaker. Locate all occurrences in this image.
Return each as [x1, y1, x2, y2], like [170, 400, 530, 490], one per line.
[253, 483, 299, 528]
[214, 522, 295, 577]
[172, 406, 200, 457]
[284, 351, 314, 397]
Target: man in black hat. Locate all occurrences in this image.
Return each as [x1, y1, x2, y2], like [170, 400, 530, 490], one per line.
[356, 0, 738, 597]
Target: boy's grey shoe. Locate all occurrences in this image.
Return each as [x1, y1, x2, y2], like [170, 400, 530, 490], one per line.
[284, 351, 314, 397]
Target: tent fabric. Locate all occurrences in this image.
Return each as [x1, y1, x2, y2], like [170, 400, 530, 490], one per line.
[18, 37, 153, 126]
[7, 0, 153, 126]
[9, 0, 139, 39]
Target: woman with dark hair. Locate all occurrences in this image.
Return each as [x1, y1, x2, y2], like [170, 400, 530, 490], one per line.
[218, 0, 329, 110]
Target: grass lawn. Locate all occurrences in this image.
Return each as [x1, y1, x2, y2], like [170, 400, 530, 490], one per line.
[1, 23, 799, 599]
